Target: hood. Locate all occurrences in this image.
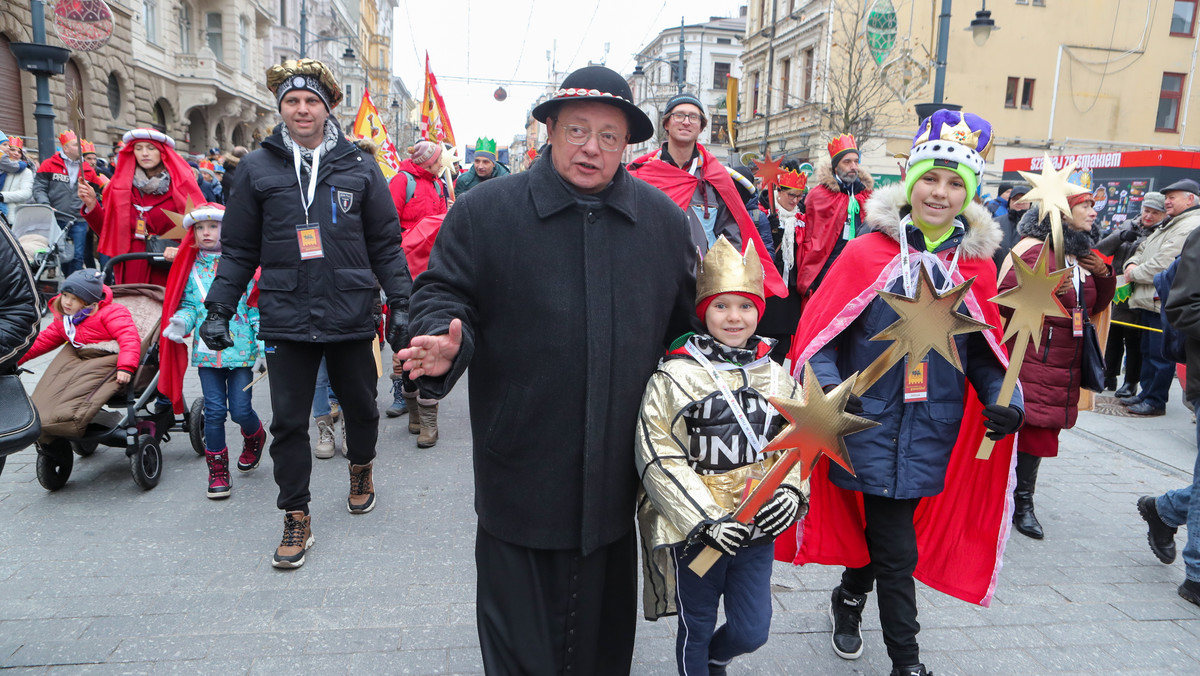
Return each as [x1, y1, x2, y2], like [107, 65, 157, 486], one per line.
[814, 161, 875, 193]
[1017, 205, 1099, 257]
[863, 183, 1002, 260]
[353, 137, 378, 155]
[222, 154, 240, 170]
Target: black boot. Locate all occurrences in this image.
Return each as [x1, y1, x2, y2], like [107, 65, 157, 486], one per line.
[1013, 452, 1044, 539]
[1114, 381, 1136, 399]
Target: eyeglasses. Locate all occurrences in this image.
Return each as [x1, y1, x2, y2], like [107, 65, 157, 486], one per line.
[777, 190, 802, 202]
[560, 124, 626, 152]
[670, 112, 702, 123]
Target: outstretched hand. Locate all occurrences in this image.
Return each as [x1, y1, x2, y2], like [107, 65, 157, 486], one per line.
[393, 318, 463, 379]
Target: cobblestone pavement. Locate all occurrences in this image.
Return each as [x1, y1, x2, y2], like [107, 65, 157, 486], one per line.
[2, 351, 1199, 674]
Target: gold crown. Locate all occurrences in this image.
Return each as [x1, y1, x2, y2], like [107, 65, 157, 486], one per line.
[696, 236, 765, 304]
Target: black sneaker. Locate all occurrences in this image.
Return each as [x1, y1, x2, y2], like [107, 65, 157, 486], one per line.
[707, 660, 729, 676]
[1137, 496, 1177, 564]
[890, 664, 930, 676]
[830, 586, 867, 660]
[1179, 579, 1200, 607]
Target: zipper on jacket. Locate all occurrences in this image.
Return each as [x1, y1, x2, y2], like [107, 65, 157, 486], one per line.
[1042, 326, 1053, 362]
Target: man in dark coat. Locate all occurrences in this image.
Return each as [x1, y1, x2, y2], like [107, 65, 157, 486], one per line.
[201, 59, 411, 569]
[397, 66, 697, 675]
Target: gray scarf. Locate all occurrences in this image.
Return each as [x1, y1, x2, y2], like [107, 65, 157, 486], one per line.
[281, 118, 341, 170]
[132, 167, 171, 195]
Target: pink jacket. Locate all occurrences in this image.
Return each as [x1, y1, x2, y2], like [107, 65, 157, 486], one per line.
[19, 287, 142, 373]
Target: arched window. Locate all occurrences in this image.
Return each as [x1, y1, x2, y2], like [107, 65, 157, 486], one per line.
[64, 59, 87, 139]
[107, 72, 121, 119]
[153, 101, 168, 132]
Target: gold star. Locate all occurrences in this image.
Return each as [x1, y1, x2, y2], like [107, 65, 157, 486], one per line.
[873, 265, 995, 372]
[1018, 155, 1089, 267]
[991, 245, 1070, 352]
[159, 196, 197, 241]
[762, 364, 878, 481]
[753, 150, 785, 189]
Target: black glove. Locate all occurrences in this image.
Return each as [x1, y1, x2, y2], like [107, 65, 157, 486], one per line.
[199, 302, 236, 352]
[698, 520, 752, 557]
[754, 485, 807, 538]
[824, 383, 864, 415]
[1119, 228, 1139, 242]
[386, 310, 410, 351]
[982, 404, 1023, 441]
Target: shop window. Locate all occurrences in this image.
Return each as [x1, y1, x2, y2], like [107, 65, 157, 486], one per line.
[1157, 72, 1185, 132]
[1172, 1, 1198, 36]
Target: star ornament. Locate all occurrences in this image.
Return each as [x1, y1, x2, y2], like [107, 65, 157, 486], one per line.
[871, 266, 994, 373]
[762, 364, 878, 481]
[753, 150, 785, 189]
[1018, 155, 1089, 266]
[159, 195, 197, 241]
[991, 245, 1071, 351]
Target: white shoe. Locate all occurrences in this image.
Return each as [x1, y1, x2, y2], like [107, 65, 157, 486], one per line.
[315, 417, 335, 459]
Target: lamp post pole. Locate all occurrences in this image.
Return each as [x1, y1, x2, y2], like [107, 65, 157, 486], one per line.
[676, 18, 685, 94]
[932, 0, 952, 105]
[299, 0, 307, 57]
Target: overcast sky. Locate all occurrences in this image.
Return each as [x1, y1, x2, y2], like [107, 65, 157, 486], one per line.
[391, 0, 746, 153]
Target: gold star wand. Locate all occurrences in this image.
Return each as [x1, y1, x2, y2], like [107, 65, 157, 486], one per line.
[689, 365, 878, 577]
[976, 246, 1070, 459]
[1018, 154, 1090, 269]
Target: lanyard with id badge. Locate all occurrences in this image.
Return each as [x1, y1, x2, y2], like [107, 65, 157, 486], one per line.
[896, 219, 963, 403]
[292, 142, 325, 260]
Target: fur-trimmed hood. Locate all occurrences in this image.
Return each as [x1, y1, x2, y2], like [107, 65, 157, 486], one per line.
[814, 161, 875, 193]
[353, 137, 378, 155]
[863, 183, 1002, 260]
[1017, 205, 1099, 256]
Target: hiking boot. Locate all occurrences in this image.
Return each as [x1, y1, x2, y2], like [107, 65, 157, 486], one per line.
[272, 510, 312, 569]
[385, 379, 408, 418]
[890, 664, 930, 676]
[1137, 496, 1177, 564]
[830, 586, 866, 660]
[417, 403, 439, 448]
[1179, 579, 1200, 606]
[348, 462, 376, 514]
[237, 424, 267, 472]
[406, 392, 420, 434]
[205, 449, 231, 499]
[315, 415, 336, 459]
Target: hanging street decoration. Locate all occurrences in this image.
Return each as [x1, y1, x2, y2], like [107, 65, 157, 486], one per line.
[493, 87, 507, 101]
[52, 0, 114, 52]
[866, 0, 898, 66]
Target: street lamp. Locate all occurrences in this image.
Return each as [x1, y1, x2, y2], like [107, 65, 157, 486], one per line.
[390, 98, 400, 139]
[966, 1, 998, 46]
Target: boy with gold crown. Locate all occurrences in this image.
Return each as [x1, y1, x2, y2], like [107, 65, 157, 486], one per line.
[635, 235, 808, 675]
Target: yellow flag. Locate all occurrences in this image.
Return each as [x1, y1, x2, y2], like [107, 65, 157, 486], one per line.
[351, 89, 403, 179]
[726, 76, 739, 147]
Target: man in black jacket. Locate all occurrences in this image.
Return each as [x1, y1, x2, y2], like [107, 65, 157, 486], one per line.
[201, 59, 411, 569]
[397, 66, 698, 675]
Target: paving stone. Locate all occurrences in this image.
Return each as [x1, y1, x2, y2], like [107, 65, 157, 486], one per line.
[3, 639, 119, 668]
[304, 628, 401, 654]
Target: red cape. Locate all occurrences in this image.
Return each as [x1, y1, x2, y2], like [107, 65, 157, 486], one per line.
[776, 231, 1017, 607]
[403, 214, 446, 279]
[97, 139, 203, 260]
[629, 146, 787, 298]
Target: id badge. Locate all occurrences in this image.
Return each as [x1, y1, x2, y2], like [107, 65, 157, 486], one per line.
[740, 464, 765, 504]
[1072, 308, 1084, 338]
[296, 223, 324, 260]
[135, 214, 147, 240]
[903, 355, 929, 403]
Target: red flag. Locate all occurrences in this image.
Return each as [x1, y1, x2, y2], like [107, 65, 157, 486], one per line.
[420, 53, 456, 146]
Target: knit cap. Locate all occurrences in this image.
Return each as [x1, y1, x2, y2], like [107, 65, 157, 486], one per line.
[663, 93, 707, 128]
[60, 269, 105, 305]
[409, 140, 442, 166]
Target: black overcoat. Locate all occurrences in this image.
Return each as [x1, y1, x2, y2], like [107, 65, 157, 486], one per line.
[410, 150, 699, 554]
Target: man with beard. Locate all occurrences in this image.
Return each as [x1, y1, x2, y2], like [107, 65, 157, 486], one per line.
[796, 134, 874, 298]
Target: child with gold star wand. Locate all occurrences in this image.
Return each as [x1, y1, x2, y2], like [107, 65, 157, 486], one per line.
[778, 111, 1024, 676]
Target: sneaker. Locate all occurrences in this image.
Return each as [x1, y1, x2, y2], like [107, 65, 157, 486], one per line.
[707, 660, 730, 676]
[237, 424, 267, 472]
[205, 449, 231, 499]
[272, 510, 313, 569]
[1179, 579, 1200, 606]
[315, 415, 336, 459]
[1137, 496, 1177, 564]
[1128, 401, 1166, 416]
[830, 586, 866, 660]
[890, 664, 930, 676]
[348, 462, 376, 514]
[385, 379, 408, 418]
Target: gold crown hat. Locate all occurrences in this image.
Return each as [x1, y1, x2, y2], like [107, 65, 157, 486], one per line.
[696, 235, 765, 304]
[266, 58, 344, 110]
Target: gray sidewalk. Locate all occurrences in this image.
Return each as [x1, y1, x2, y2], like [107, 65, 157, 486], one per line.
[2, 357, 1199, 674]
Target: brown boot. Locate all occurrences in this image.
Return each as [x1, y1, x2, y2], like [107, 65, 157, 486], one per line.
[348, 462, 376, 514]
[272, 511, 312, 569]
[406, 392, 420, 434]
[417, 403, 439, 448]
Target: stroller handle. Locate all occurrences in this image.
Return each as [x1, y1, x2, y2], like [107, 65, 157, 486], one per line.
[103, 252, 167, 276]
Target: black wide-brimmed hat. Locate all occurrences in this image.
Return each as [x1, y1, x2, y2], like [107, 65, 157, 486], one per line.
[532, 66, 655, 144]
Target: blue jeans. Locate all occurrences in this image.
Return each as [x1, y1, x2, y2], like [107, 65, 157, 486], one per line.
[1138, 309, 1175, 409]
[197, 367, 261, 452]
[1157, 397, 1200, 583]
[310, 357, 339, 418]
[672, 542, 774, 674]
[64, 220, 89, 275]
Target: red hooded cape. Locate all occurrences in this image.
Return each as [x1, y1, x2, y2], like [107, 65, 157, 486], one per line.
[97, 138, 203, 260]
[776, 231, 1017, 607]
[629, 145, 786, 298]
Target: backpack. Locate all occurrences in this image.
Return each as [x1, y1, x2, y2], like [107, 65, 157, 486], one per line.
[395, 171, 445, 205]
[1155, 256, 1187, 364]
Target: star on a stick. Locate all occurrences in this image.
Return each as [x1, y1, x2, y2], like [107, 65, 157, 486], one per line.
[159, 196, 197, 241]
[762, 364, 877, 481]
[1018, 154, 1089, 266]
[872, 266, 995, 372]
[991, 245, 1070, 351]
[753, 150, 785, 190]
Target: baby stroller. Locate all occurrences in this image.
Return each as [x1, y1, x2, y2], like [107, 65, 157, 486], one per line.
[31, 253, 180, 491]
[9, 204, 73, 311]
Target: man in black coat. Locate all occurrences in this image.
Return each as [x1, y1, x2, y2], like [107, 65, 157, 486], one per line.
[397, 66, 698, 675]
[201, 59, 411, 569]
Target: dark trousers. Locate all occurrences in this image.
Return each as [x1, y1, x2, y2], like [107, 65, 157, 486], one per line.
[672, 542, 773, 674]
[475, 525, 637, 676]
[841, 494, 922, 667]
[1138, 309, 1174, 409]
[1104, 318, 1142, 386]
[263, 340, 379, 511]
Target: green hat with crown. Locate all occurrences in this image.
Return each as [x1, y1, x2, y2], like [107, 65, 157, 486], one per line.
[474, 137, 497, 163]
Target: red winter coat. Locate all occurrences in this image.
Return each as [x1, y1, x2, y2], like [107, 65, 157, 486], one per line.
[796, 163, 873, 295]
[1000, 238, 1115, 431]
[389, 158, 448, 233]
[19, 286, 142, 373]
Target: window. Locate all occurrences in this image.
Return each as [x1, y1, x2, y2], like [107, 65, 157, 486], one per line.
[716, 37, 732, 45]
[751, 71, 760, 114]
[239, 16, 249, 72]
[779, 57, 791, 107]
[153, 101, 167, 133]
[713, 61, 731, 86]
[206, 12, 223, 61]
[107, 72, 121, 119]
[1157, 72, 1186, 132]
[279, 0, 287, 27]
[1020, 78, 1035, 109]
[1172, 1, 1198, 36]
[1004, 77, 1019, 107]
[711, 114, 729, 144]
[802, 48, 814, 101]
[757, 0, 766, 29]
[180, 4, 192, 53]
[666, 60, 687, 83]
[143, 0, 158, 44]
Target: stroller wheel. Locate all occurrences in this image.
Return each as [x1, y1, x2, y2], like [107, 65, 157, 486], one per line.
[130, 434, 162, 490]
[188, 398, 206, 456]
[35, 440, 74, 491]
[71, 440, 98, 457]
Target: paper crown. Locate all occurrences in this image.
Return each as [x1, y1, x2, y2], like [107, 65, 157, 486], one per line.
[827, 134, 858, 164]
[778, 169, 807, 191]
[474, 137, 497, 162]
[8, 136, 23, 148]
[696, 235, 765, 304]
[199, 160, 215, 172]
[1067, 168, 1095, 207]
[79, 140, 96, 154]
[58, 131, 77, 147]
[122, 128, 177, 150]
[907, 110, 993, 178]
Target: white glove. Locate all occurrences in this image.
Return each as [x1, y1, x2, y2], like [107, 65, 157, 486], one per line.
[754, 485, 806, 537]
[162, 314, 188, 343]
[698, 520, 752, 557]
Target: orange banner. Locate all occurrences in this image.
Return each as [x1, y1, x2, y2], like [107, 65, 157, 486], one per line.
[351, 89, 403, 179]
[419, 52, 456, 147]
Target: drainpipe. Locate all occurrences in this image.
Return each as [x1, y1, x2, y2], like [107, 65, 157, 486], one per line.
[1179, 24, 1200, 146]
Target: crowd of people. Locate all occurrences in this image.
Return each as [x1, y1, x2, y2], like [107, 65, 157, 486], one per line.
[2, 55, 1200, 676]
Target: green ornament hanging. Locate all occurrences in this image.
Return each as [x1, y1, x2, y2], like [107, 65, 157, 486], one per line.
[866, 0, 898, 66]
